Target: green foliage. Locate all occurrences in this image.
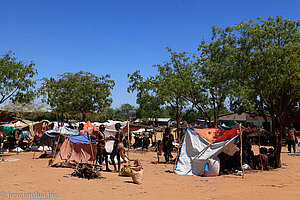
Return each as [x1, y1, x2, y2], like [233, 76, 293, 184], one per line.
[116, 103, 135, 120]
[127, 70, 165, 121]
[228, 17, 299, 121]
[128, 46, 233, 127]
[39, 71, 115, 121]
[0, 100, 47, 118]
[0, 51, 37, 104]
[207, 16, 299, 167]
[107, 103, 136, 121]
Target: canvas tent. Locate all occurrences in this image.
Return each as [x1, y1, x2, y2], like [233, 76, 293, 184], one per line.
[174, 127, 240, 176]
[51, 132, 97, 167]
[1, 119, 50, 138]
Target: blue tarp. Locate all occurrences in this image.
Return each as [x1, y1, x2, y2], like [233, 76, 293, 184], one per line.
[69, 132, 96, 144]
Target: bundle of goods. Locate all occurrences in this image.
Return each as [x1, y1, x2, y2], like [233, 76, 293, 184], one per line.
[71, 163, 105, 180]
[130, 160, 144, 184]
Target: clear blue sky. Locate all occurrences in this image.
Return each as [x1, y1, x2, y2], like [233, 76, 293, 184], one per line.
[0, 0, 299, 108]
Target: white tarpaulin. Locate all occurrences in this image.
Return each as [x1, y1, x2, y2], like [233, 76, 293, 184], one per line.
[174, 128, 240, 176]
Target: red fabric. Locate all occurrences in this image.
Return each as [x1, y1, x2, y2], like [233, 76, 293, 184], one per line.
[84, 121, 97, 133]
[213, 126, 239, 143]
[193, 126, 239, 143]
[193, 128, 221, 143]
[122, 124, 140, 134]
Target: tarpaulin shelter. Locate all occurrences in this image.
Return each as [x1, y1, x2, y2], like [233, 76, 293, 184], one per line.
[174, 127, 240, 176]
[0, 119, 50, 138]
[51, 132, 97, 167]
[39, 132, 65, 147]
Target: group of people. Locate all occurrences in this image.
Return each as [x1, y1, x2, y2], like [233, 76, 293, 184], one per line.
[0, 128, 38, 151]
[93, 123, 125, 172]
[132, 131, 152, 150]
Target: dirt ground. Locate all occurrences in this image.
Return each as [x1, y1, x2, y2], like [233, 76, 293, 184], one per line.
[0, 146, 299, 200]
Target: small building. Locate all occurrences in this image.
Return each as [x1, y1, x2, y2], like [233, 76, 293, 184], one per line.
[219, 112, 272, 131]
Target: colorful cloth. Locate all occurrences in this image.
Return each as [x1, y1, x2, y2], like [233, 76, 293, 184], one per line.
[1, 125, 17, 137]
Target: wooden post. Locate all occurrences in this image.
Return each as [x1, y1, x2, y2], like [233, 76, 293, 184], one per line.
[238, 123, 245, 178]
[32, 146, 38, 159]
[258, 130, 263, 171]
[173, 125, 187, 171]
[88, 129, 95, 165]
[48, 125, 62, 166]
[152, 121, 156, 144]
[127, 120, 130, 160]
[191, 124, 230, 163]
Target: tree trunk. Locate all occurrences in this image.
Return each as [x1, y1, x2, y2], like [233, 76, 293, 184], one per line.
[176, 118, 180, 142]
[273, 120, 284, 168]
[82, 111, 87, 122]
[273, 131, 282, 168]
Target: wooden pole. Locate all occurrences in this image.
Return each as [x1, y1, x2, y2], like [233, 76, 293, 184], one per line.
[258, 130, 263, 171]
[88, 128, 95, 165]
[127, 120, 130, 160]
[49, 131, 62, 166]
[191, 125, 229, 163]
[32, 145, 38, 159]
[14, 121, 19, 154]
[173, 125, 187, 171]
[238, 123, 245, 178]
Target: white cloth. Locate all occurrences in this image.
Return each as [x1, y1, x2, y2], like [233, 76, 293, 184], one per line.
[174, 128, 239, 176]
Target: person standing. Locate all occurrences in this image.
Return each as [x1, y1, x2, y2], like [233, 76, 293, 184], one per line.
[162, 127, 173, 162]
[287, 125, 296, 153]
[96, 125, 110, 171]
[78, 123, 85, 134]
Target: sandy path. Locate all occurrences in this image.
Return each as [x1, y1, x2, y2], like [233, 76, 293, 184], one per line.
[0, 146, 299, 200]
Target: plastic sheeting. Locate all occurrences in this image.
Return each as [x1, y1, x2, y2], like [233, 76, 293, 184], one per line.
[174, 128, 239, 176]
[69, 132, 96, 144]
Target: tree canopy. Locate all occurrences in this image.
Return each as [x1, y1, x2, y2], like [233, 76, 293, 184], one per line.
[203, 16, 300, 167]
[0, 51, 37, 105]
[40, 71, 115, 121]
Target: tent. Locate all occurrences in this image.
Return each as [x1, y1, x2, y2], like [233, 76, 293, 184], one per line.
[174, 127, 240, 176]
[1, 119, 50, 138]
[39, 131, 64, 147]
[51, 132, 97, 167]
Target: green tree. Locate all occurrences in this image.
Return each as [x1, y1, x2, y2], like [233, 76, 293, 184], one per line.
[152, 51, 189, 139]
[128, 65, 188, 140]
[164, 48, 232, 127]
[236, 17, 299, 168]
[127, 70, 165, 123]
[40, 71, 115, 121]
[0, 51, 37, 104]
[114, 103, 135, 121]
[211, 16, 299, 167]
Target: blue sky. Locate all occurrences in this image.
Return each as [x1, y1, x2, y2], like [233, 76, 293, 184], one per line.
[0, 0, 299, 108]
